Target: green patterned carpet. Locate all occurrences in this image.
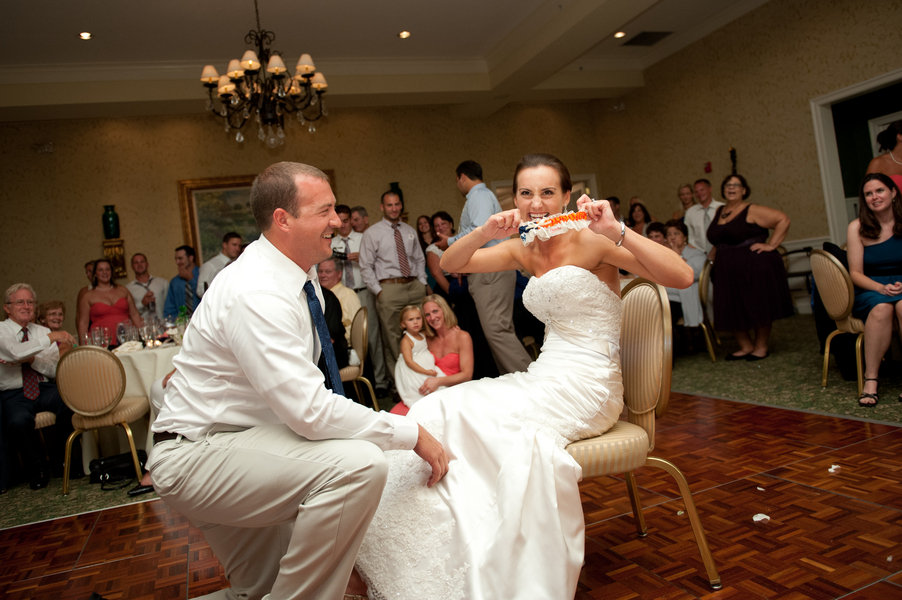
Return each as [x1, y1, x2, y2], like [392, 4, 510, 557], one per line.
[0, 475, 156, 530]
[2, 313, 898, 531]
[671, 313, 902, 426]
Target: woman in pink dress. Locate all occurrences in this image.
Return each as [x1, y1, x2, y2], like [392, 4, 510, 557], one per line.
[390, 295, 473, 415]
[76, 258, 143, 346]
[418, 294, 473, 395]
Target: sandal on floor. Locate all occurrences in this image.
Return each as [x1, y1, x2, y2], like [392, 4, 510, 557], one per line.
[859, 378, 879, 408]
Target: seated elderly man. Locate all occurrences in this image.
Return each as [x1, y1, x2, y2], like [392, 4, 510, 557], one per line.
[1, 284, 76, 490]
[317, 257, 361, 345]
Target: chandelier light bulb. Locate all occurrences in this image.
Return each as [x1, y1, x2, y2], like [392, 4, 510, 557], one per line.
[267, 54, 287, 75]
[226, 60, 244, 79]
[296, 54, 316, 75]
[240, 50, 261, 71]
[200, 65, 220, 84]
[311, 73, 328, 91]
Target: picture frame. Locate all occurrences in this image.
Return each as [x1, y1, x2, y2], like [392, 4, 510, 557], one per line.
[177, 171, 335, 263]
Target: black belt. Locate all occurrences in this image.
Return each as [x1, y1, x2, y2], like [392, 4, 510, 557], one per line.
[354, 287, 367, 293]
[153, 431, 180, 445]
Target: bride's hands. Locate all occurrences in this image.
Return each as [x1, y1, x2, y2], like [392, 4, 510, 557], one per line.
[577, 195, 622, 243]
[413, 425, 449, 487]
[479, 208, 521, 241]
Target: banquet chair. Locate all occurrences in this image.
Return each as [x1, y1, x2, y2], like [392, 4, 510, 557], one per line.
[809, 249, 865, 396]
[565, 278, 721, 590]
[697, 259, 721, 359]
[340, 307, 379, 411]
[56, 346, 149, 495]
[34, 411, 56, 462]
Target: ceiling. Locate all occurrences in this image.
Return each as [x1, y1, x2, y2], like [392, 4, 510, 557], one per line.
[0, 0, 770, 122]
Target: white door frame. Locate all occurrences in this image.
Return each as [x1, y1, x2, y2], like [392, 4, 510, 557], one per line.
[810, 67, 902, 244]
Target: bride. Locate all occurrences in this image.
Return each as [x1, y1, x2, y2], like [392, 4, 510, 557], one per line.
[354, 154, 692, 599]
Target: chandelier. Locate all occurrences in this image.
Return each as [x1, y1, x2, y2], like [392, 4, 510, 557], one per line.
[200, 0, 328, 148]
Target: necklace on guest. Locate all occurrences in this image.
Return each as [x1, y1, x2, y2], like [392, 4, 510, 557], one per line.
[890, 150, 902, 166]
[720, 203, 742, 220]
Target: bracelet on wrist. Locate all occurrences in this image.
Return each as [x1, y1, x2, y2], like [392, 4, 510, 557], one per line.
[615, 220, 626, 247]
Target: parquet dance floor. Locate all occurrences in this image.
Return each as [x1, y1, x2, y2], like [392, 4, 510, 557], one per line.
[2, 394, 901, 599]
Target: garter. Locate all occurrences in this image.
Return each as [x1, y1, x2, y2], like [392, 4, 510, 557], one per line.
[518, 211, 589, 246]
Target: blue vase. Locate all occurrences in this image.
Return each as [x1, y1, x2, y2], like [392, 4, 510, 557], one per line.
[102, 205, 120, 239]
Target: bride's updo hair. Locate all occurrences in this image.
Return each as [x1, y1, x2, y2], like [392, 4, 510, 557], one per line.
[513, 154, 572, 193]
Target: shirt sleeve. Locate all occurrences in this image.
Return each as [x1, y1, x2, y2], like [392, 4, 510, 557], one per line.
[32, 343, 60, 379]
[163, 280, 179, 320]
[0, 328, 51, 363]
[224, 290, 417, 450]
[358, 231, 381, 295]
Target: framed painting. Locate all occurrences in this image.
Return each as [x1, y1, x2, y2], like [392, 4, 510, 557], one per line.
[178, 175, 258, 264]
[177, 171, 335, 263]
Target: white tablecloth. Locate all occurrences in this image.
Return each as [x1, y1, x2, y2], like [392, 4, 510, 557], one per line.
[81, 344, 180, 471]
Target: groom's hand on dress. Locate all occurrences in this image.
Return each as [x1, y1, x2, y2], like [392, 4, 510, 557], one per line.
[414, 425, 449, 487]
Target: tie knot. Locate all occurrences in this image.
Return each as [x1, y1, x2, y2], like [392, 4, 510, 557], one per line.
[392, 223, 400, 229]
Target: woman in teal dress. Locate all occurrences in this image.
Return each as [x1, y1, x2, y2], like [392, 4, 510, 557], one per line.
[847, 173, 902, 406]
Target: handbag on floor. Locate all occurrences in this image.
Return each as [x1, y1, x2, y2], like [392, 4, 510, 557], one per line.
[88, 450, 147, 490]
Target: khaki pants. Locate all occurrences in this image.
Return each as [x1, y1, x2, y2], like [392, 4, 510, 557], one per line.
[148, 424, 388, 600]
[357, 288, 389, 389]
[468, 270, 532, 375]
[375, 280, 427, 376]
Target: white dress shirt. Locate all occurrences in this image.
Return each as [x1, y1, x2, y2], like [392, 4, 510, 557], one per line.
[358, 218, 427, 295]
[684, 201, 724, 254]
[153, 234, 418, 450]
[196, 252, 232, 298]
[330, 230, 364, 290]
[127, 275, 169, 320]
[0, 320, 59, 390]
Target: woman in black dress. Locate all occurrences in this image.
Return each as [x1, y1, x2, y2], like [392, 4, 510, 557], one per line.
[707, 174, 792, 360]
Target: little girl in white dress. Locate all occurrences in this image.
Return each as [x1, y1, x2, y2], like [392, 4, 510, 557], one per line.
[392, 305, 446, 414]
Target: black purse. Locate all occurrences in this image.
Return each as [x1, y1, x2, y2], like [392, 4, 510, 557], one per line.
[89, 450, 147, 490]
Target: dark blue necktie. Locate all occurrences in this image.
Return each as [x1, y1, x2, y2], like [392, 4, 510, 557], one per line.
[303, 280, 345, 395]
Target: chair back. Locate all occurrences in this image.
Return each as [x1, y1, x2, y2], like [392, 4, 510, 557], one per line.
[620, 279, 672, 449]
[809, 249, 855, 323]
[56, 346, 127, 417]
[349, 307, 369, 366]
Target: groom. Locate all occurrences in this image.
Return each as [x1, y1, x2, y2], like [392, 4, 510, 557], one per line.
[148, 162, 448, 600]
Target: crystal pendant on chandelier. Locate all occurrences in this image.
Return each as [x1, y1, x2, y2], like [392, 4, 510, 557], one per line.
[199, 0, 328, 146]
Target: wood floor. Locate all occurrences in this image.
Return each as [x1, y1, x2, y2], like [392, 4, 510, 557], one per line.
[2, 394, 901, 599]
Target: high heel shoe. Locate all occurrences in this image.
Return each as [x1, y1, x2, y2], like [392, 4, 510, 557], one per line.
[858, 377, 879, 408]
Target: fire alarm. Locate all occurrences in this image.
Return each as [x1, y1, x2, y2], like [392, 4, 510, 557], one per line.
[704, 162, 712, 173]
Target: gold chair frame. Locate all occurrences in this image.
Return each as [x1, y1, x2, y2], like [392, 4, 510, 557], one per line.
[340, 307, 379, 411]
[809, 249, 865, 395]
[565, 278, 721, 589]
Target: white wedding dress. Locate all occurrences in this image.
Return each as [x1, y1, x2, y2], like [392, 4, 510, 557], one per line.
[357, 265, 624, 599]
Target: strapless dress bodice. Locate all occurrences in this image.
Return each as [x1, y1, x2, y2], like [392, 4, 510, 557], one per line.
[522, 265, 621, 355]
